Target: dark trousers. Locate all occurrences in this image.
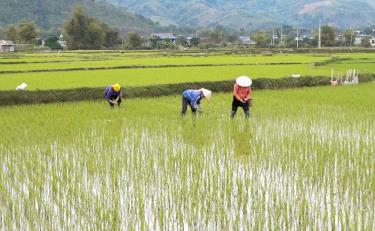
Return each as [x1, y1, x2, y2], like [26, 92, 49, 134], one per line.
[181, 96, 196, 115]
[108, 96, 122, 107]
[231, 96, 251, 118]
[232, 96, 250, 112]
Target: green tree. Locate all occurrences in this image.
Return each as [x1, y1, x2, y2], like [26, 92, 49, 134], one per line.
[317, 25, 335, 47]
[301, 37, 317, 48]
[45, 36, 62, 50]
[5, 26, 18, 41]
[252, 32, 271, 47]
[209, 30, 222, 44]
[176, 37, 188, 47]
[158, 39, 176, 49]
[63, 7, 90, 49]
[102, 24, 118, 48]
[189, 37, 200, 47]
[18, 21, 39, 44]
[285, 36, 297, 48]
[63, 7, 118, 50]
[361, 36, 372, 47]
[127, 32, 143, 49]
[343, 29, 355, 47]
[86, 20, 104, 49]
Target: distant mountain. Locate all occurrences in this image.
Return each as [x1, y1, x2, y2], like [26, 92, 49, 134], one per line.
[107, 0, 375, 30]
[0, 0, 168, 35]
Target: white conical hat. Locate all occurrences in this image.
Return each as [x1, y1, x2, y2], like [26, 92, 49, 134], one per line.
[199, 88, 212, 100]
[236, 76, 252, 87]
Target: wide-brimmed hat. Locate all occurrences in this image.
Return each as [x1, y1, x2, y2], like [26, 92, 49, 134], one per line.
[199, 88, 212, 100]
[236, 76, 252, 87]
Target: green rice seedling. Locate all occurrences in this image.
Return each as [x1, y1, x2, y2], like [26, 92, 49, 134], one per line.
[0, 64, 331, 91]
[0, 83, 374, 230]
[0, 54, 330, 72]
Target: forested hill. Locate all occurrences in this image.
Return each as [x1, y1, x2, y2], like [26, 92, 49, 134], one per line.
[108, 0, 375, 30]
[0, 0, 169, 34]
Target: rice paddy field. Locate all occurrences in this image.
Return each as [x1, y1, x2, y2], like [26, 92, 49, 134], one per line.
[1, 81, 374, 230]
[0, 50, 374, 230]
[1, 51, 375, 90]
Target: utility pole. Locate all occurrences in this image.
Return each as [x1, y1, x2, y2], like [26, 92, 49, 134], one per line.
[272, 29, 275, 45]
[350, 25, 353, 48]
[296, 28, 299, 48]
[318, 23, 321, 49]
[280, 27, 283, 46]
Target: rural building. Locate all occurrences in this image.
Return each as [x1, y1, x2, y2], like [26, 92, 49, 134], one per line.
[354, 36, 375, 47]
[238, 36, 256, 45]
[370, 37, 375, 47]
[236, 36, 256, 48]
[0, 40, 15, 52]
[58, 34, 67, 50]
[354, 37, 362, 46]
[150, 33, 177, 43]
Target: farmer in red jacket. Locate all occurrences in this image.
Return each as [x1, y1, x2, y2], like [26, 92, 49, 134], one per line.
[231, 76, 252, 119]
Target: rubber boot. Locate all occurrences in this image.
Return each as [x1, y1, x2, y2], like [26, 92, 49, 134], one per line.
[231, 111, 236, 118]
[245, 110, 250, 119]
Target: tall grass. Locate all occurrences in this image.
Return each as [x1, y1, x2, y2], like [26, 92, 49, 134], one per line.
[0, 83, 374, 229]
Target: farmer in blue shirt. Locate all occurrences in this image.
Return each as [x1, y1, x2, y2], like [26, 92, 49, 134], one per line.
[181, 88, 212, 116]
[104, 83, 122, 108]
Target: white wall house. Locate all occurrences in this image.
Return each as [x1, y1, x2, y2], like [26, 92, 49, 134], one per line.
[151, 33, 177, 43]
[0, 40, 15, 52]
[238, 36, 256, 45]
[370, 37, 375, 47]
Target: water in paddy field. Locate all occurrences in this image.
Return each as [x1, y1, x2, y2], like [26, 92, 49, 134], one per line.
[0, 85, 374, 230]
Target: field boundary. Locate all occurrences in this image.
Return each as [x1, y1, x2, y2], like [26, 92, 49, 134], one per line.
[0, 74, 373, 106]
[313, 57, 351, 66]
[0, 62, 307, 75]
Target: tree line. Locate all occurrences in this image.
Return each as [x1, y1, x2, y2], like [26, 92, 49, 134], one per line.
[0, 7, 119, 50]
[1, 8, 374, 50]
[0, 22, 39, 44]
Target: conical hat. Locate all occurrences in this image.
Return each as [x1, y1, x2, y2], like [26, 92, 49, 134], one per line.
[199, 88, 212, 100]
[236, 76, 252, 87]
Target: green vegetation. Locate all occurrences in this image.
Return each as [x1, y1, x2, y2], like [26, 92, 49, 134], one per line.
[44, 37, 62, 50]
[2, 21, 39, 44]
[0, 54, 329, 72]
[0, 52, 374, 92]
[318, 25, 336, 47]
[108, 0, 375, 30]
[63, 7, 118, 49]
[3, 76, 353, 106]
[0, 64, 333, 91]
[0, 0, 168, 35]
[1, 83, 374, 229]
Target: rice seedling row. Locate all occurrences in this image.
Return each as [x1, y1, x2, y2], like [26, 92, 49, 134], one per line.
[1, 83, 374, 230]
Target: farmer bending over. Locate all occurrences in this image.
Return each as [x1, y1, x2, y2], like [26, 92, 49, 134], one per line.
[231, 76, 252, 119]
[104, 83, 122, 108]
[181, 88, 212, 116]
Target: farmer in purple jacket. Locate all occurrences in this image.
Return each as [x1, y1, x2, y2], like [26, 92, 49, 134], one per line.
[181, 88, 212, 116]
[104, 83, 122, 108]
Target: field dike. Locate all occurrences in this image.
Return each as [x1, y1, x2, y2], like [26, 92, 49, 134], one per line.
[0, 62, 304, 75]
[0, 74, 374, 106]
